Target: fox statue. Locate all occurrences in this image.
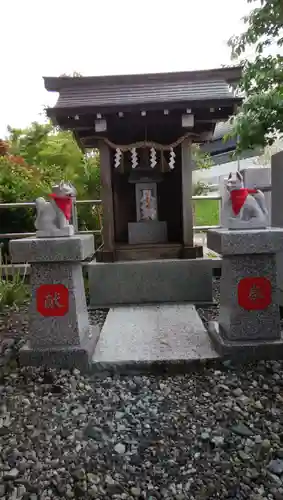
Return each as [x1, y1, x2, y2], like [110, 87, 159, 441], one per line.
[35, 181, 77, 238]
[221, 171, 268, 230]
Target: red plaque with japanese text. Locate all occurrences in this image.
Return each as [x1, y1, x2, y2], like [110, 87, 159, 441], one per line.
[36, 284, 69, 317]
[238, 277, 272, 311]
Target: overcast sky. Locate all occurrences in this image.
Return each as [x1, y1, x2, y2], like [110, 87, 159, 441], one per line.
[0, 0, 254, 138]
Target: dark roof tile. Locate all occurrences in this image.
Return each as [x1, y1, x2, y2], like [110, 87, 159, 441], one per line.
[55, 79, 236, 109]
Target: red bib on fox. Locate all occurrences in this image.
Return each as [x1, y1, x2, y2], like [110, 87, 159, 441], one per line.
[49, 194, 73, 220]
[230, 188, 258, 215]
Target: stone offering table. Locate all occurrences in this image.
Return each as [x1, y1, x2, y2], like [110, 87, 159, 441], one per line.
[207, 228, 283, 359]
[10, 234, 98, 371]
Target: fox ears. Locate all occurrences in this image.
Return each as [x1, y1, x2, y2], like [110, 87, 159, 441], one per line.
[59, 180, 73, 187]
[228, 171, 243, 181]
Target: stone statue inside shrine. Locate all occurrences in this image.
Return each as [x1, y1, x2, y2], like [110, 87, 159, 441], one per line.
[140, 189, 157, 221]
[35, 181, 76, 237]
[222, 171, 268, 229]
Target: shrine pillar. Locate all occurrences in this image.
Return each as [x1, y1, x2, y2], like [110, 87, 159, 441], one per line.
[181, 138, 198, 257]
[98, 140, 115, 262]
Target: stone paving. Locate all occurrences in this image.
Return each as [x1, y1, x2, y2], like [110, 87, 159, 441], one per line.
[92, 304, 218, 374]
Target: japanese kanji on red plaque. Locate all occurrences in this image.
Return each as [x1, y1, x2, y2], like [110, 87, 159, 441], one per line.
[238, 277, 272, 311]
[36, 284, 69, 317]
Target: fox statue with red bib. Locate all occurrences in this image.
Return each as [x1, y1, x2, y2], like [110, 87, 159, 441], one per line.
[35, 181, 76, 238]
[221, 171, 268, 230]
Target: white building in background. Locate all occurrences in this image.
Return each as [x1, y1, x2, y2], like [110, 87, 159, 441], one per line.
[195, 121, 283, 191]
[192, 156, 264, 188]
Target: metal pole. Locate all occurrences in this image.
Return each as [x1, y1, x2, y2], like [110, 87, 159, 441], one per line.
[237, 135, 241, 171]
[72, 198, 79, 233]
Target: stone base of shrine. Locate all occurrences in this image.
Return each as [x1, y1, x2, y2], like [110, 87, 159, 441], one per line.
[18, 324, 100, 372]
[181, 245, 203, 259]
[128, 221, 168, 244]
[88, 258, 213, 308]
[208, 321, 283, 360]
[96, 243, 203, 262]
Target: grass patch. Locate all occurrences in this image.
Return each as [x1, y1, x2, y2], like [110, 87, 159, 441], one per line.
[193, 199, 220, 227]
[0, 246, 30, 310]
[0, 268, 30, 310]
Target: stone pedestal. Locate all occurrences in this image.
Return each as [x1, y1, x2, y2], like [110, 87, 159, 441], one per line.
[88, 258, 213, 307]
[10, 235, 98, 372]
[207, 228, 283, 360]
[128, 221, 168, 244]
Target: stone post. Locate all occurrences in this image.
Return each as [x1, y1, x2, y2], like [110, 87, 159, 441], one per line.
[271, 151, 283, 307]
[10, 234, 99, 371]
[181, 139, 203, 258]
[181, 138, 194, 247]
[271, 151, 283, 228]
[207, 228, 283, 359]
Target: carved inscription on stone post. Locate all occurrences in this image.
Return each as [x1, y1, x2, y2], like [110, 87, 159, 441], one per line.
[36, 284, 69, 317]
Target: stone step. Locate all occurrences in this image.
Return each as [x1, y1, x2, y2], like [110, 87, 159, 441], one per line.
[91, 304, 219, 375]
[88, 259, 214, 308]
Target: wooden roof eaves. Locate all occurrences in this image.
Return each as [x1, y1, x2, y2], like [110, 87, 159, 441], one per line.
[43, 66, 243, 92]
[46, 96, 242, 119]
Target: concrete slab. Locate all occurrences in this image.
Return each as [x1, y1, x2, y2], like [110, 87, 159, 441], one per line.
[88, 258, 213, 308]
[91, 304, 219, 375]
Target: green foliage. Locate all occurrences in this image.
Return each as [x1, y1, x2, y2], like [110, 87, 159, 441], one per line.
[193, 199, 219, 227]
[3, 121, 101, 228]
[192, 181, 209, 196]
[255, 138, 283, 165]
[0, 156, 41, 202]
[0, 122, 102, 258]
[0, 250, 30, 310]
[0, 156, 42, 246]
[228, 0, 283, 151]
[229, 0, 283, 58]
[192, 144, 213, 170]
[59, 72, 83, 77]
[8, 122, 87, 184]
[0, 274, 30, 311]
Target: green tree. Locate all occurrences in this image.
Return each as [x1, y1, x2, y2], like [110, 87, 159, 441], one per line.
[228, 0, 283, 151]
[192, 180, 209, 196]
[0, 156, 43, 257]
[8, 122, 84, 182]
[192, 144, 213, 170]
[7, 121, 101, 204]
[0, 122, 101, 256]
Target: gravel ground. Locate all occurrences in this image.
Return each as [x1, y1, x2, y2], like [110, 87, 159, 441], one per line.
[196, 277, 220, 327]
[2, 363, 283, 499]
[2, 280, 283, 499]
[0, 308, 108, 369]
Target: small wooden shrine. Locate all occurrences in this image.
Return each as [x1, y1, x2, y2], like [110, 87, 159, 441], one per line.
[44, 67, 242, 262]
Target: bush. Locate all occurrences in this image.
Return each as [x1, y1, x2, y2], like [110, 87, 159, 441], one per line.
[193, 199, 220, 227]
[0, 123, 102, 257]
[192, 181, 210, 196]
[0, 249, 30, 310]
[0, 156, 44, 259]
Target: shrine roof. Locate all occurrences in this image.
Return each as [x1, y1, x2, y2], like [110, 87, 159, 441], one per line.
[44, 66, 242, 114]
